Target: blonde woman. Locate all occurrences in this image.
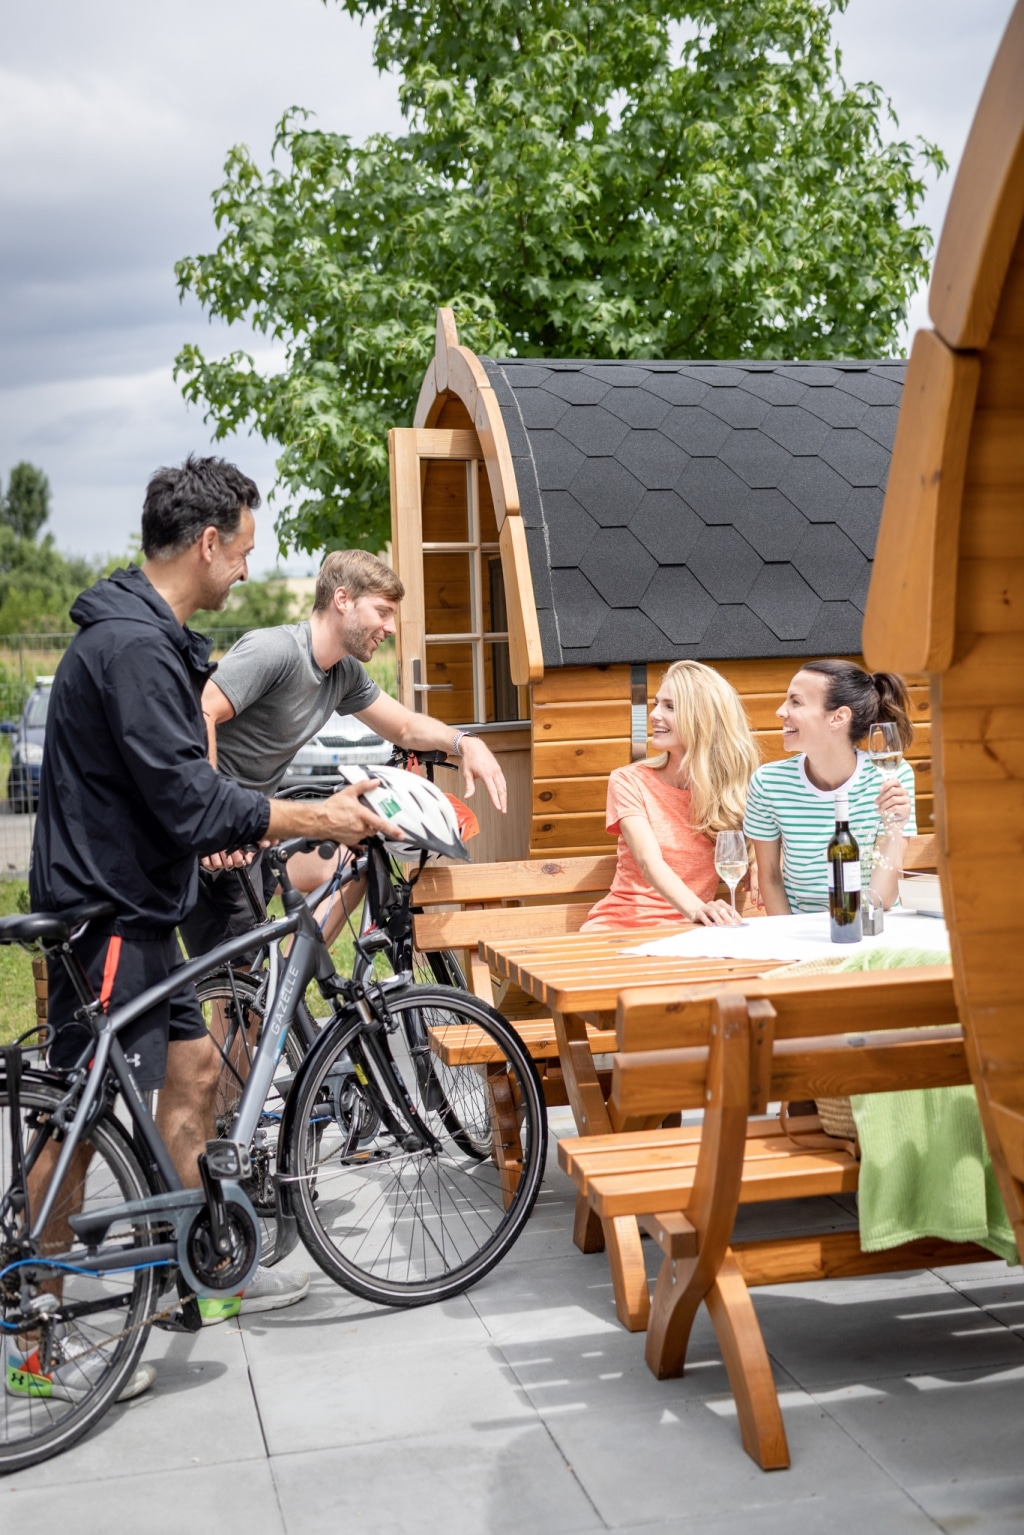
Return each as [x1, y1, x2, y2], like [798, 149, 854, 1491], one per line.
[581, 661, 759, 930]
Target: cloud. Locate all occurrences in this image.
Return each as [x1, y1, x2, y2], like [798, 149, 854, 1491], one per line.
[0, 0, 1019, 571]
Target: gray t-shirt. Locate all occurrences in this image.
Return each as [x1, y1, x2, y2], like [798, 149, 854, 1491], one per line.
[213, 621, 380, 793]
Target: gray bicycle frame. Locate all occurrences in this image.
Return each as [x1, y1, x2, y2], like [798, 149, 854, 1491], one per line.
[27, 903, 329, 1245]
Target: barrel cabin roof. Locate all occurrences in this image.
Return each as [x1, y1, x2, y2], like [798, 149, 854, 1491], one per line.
[480, 357, 905, 669]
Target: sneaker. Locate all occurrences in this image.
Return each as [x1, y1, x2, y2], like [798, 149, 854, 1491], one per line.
[6, 1330, 156, 1404]
[198, 1265, 310, 1326]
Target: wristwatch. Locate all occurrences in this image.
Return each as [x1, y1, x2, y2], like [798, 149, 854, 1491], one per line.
[451, 730, 475, 756]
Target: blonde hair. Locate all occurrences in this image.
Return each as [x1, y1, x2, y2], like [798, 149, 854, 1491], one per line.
[649, 661, 759, 837]
[313, 550, 404, 611]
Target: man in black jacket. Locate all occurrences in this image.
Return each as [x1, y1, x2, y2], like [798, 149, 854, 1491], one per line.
[27, 456, 391, 1337]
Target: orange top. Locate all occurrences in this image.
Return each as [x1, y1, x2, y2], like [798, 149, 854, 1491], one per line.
[581, 761, 719, 931]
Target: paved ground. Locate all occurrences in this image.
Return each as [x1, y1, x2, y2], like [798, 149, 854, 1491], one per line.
[0, 808, 32, 879]
[3, 1110, 1023, 1534]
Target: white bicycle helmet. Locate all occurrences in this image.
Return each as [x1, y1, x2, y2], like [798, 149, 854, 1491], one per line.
[333, 764, 470, 861]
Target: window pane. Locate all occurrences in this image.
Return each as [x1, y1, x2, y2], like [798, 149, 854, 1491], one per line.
[421, 461, 470, 542]
[424, 642, 476, 725]
[424, 552, 474, 635]
[478, 466, 499, 542]
[485, 641, 519, 723]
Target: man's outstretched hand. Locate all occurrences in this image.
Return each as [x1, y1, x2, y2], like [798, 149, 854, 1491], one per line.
[459, 736, 508, 813]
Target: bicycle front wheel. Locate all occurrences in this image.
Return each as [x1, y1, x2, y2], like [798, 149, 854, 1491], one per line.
[284, 985, 546, 1306]
[0, 1075, 159, 1475]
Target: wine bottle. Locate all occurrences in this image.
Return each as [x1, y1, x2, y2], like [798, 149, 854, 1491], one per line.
[828, 789, 862, 943]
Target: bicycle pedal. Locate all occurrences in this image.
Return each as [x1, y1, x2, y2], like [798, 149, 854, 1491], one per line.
[154, 1295, 203, 1334]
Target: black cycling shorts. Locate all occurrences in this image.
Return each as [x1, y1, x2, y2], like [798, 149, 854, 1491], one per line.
[46, 928, 207, 1091]
[178, 862, 277, 963]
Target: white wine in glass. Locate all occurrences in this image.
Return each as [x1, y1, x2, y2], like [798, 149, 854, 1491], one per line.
[714, 830, 748, 917]
[866, 720, 903, 780]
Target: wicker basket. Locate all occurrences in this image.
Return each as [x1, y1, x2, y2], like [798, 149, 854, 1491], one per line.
[770, 955, 858, 1152]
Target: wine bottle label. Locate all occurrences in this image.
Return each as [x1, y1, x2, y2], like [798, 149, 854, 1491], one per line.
[831, 861, 861, 896]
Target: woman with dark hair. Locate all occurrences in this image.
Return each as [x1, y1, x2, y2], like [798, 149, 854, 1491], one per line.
[744, 659, 916, 915]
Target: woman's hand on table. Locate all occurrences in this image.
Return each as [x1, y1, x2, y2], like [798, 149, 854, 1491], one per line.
[688, 898, 744, 926]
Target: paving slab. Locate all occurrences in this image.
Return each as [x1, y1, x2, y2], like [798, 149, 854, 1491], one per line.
[1, 1125, 1019, 1531]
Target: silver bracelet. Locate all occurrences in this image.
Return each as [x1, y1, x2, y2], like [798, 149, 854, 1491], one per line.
[451, 729, 475, 757]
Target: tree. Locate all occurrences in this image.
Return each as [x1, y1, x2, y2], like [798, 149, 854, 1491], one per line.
[0, 528, 97, 635]
[175, 0, 944, 554]
[1, 463, 51, 542]
[194, 575, 299, 635]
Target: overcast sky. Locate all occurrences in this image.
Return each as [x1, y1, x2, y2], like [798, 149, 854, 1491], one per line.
[0, 0, 1017, 575]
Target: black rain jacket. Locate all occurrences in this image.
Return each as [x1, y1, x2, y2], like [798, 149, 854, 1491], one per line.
[30, 565, 271, 934]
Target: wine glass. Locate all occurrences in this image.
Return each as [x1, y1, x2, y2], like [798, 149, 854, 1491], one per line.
[866, 720, 903, 782]
[867, 719, 904, 859]
[714, 830, 748, 918]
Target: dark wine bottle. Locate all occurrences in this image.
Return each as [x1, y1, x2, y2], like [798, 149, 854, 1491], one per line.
[828, 788, 862, 943]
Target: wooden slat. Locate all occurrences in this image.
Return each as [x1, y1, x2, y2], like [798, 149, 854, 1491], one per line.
[532, 739, 632, 777]
[616, 968, 956, 1050]
[957, 557, 1024, 631]
[862, 331, 980, 672]
[733, 1232, 993, 1287]
[960, 485, 1024, 557]
[533, 777, 609, 814]
[534, 666, 630, 704]
[533, 700, 631, 741]
[963, 411, 1024, 488]
[499, 513, 544, 684]
[531, 812, 609, 847]
[413, 902, 595, 948]
[611, 1034, 968, 1119]
[585, 1149, 859, 1219]
[415, 853, 618, 904]
[941, 631, 1024, 705]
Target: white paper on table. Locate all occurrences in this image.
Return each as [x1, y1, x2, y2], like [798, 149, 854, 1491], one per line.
[622, 910, 950, 963]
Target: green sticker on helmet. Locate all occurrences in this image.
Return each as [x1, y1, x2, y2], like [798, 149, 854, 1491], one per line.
[379, 795, 401, 817]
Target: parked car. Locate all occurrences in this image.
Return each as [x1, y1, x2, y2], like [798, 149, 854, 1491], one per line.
[280, 711, 392, 788]
[2, 677, 53, 812]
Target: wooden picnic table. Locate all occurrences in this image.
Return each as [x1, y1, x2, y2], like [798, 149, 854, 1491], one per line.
[479, 925, 783, 1326]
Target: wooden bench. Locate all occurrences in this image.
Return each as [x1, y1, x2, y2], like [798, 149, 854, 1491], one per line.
[558, 963, 990, 1470]
[413, 836, 939, 1104]
[414, 853, 622, 1103]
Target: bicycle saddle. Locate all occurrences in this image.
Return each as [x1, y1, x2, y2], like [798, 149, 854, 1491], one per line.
[0, 899, 117, 947]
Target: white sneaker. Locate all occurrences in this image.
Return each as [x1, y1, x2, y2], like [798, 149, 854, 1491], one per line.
[198, 1265, 310, 1326]
[6, 1329, 156, 1403]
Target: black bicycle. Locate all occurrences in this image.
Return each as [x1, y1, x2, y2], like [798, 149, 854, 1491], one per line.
[0, 837, 546, 1473]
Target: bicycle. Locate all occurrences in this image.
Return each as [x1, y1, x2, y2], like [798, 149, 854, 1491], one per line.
[194, 754, 470, 1263]
[0, 836, 546, 1474]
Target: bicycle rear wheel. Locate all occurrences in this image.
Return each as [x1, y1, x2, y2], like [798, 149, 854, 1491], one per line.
[0, 1075, 159, 1474]
[284, 985, 546, 1306]
[195, 968, 306, 1266]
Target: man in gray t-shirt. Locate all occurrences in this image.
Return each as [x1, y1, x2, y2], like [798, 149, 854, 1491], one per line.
[180, 549, 506, 957]
[213, 620, 381, 795]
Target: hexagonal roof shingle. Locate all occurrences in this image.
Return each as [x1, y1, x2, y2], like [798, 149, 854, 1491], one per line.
[481, 357, 904, 666]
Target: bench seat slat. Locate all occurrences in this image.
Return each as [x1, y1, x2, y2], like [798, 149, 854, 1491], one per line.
[580, 1148, 860, 1218]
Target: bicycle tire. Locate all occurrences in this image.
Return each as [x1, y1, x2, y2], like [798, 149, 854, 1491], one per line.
[282, 984, 546, 1306]
[0, 1075, 159, 1475]
[194, 968, 306, 1267]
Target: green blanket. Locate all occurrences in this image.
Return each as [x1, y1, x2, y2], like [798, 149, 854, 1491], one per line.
[839, 947, 1019, 1266]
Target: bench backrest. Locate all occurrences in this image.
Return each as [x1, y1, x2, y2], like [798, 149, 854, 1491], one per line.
[611, 966, 965, 1119]
[412, 834, 939, 949]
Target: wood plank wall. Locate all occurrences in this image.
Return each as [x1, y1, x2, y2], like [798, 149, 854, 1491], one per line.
[529, 657, 932, 858]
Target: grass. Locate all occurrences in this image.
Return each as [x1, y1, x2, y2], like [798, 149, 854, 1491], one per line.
[0, 881, 36, 1045]
[0, 881, 378, 1049]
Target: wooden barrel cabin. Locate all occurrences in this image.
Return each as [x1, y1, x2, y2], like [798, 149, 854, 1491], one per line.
[389, 315, 931, 862]
[863, 0, 1024, 1260]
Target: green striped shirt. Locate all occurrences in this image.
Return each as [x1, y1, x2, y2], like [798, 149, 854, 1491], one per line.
[743, 752, 917, 913]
